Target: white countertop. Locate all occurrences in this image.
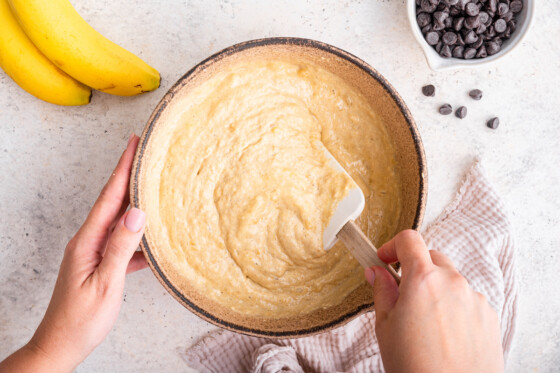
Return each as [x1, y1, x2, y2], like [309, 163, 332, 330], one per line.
[1, 0, 558, 371]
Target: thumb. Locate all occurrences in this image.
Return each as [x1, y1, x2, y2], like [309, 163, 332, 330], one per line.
[365, 266, 399, 322]
[97, 207, 146, 280]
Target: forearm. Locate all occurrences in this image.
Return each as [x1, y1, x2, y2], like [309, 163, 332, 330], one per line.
[0, 340, 77, 373]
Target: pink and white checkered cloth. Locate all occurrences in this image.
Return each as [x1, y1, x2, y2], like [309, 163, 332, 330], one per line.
[181, 161, 518, 372]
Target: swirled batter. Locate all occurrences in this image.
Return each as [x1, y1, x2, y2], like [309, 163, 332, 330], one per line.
[155, 59, 401, 317]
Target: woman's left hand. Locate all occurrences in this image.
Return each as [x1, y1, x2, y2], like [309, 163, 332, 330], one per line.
[1, 134, 148, 372]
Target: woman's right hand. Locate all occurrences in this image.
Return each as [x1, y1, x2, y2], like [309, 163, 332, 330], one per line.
[366, 230, 504, 373]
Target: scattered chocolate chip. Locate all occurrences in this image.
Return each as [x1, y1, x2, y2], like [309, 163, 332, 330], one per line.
[439, 103, 453, 115]
[510, 0, 523, 13]
[487, 117, 500, 129]
[455, 106, 467, 118]
[442, 31, 458, 45]
[494, 19, 507, 33]
[465, 2, 480, 16]
[422, 84, 436, 97]
[464, 47, 477, 59]
[469, 89, 483, 100]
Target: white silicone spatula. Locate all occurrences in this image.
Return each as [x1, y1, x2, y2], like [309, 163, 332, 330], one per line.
[321, 146, 401, 284]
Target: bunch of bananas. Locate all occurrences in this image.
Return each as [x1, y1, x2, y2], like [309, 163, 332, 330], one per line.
[0, 0, 160, 106]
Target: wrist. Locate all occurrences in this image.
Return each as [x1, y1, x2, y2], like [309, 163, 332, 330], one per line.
[25, 335, 80, 373]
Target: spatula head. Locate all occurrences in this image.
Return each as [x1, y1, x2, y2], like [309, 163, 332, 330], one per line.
[321, 146, 365, 251]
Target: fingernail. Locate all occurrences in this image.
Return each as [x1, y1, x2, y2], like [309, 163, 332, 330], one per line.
[365, 267, 376, 287]
[127, 133, 135, 145]
[124, 208, 145, 233]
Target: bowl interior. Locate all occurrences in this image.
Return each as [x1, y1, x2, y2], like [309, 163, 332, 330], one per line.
[131, 38, 427, 337]
[407, 0, 534, 70]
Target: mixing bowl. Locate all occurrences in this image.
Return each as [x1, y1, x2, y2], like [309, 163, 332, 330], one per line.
[131, 37, 427, 337]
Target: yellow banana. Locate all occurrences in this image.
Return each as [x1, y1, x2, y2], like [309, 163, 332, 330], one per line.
[8, 0, 160, 96]
[0, 0, 91, 106]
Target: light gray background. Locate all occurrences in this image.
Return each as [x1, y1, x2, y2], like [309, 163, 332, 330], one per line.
[1, 0, 559, 371]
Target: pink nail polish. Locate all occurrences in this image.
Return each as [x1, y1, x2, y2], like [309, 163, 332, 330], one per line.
[125, 208, 146, 233]
[364, 267, 376, 286]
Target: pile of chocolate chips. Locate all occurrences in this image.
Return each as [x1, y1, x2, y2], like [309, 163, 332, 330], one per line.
[416, 0, 524, 59]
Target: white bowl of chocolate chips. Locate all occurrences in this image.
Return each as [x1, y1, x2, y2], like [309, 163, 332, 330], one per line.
[408, 0, 534, 70]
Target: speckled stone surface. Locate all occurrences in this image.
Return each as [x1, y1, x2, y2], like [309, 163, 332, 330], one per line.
[0, 1, 558, 372]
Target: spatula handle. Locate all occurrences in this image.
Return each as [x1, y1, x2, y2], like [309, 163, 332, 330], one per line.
[337, 220, 401, 285]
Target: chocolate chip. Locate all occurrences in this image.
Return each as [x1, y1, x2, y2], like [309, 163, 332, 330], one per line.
[444, 16, 454, 28]
[502, 11, 514, 22]
[469, 89, 483, 100]
[471, 36, 484, 49]
[487, 0, 498, 13]
[421, 0, 437, 13]
[437, 2, 449, 11]
[446, 0, 459, 5]
[476, 24, 487, 34]
[476, 45, 488, 58]
[464, 15, 480, 29]
[426, 31, 441, 45]
[433, 11, 449, 24]
[458, 0, 470, 10]
[422, 24, 433, 34]
[464, 30, 479, 44]
[455, 106, 467, 118]
[485, 41, 501, 55]
[440, 44, 452, 57]
[442, 31, 458, 45]
[435, 40, 444, 53]
[453, 16, 465, 31]
[510, 0, 523, 13]
[464, 47, 477, 59]
[449, 6, 461, 16]
[494, 19, 507, 33]
[498, 3, 509, 16]
[465, 2, 480, 16]
[487, 117, 500, 129]
[422, 84, 436, 97]
[508, 20, 517, 33]
[417, 12, 432, 27]
[452, 45, 465, 57]
[457, 33, 465, 45]
[478, 11, 490, 24]
[439, 104, 453, 115]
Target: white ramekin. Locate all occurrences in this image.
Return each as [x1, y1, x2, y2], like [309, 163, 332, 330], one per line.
[407, 0, 534, 71]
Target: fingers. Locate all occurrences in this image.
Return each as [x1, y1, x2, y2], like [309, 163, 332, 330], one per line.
[97, 208, 146, 280]
[80, 134, 139, 241]
[377, 230, 433, 274]
[126, 251, 149, 274]
[365, 266, 399, 322]
[429, 250, 455, 270]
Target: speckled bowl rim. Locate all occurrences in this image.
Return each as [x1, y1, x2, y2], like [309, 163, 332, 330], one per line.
[131, 37, 427, 338]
